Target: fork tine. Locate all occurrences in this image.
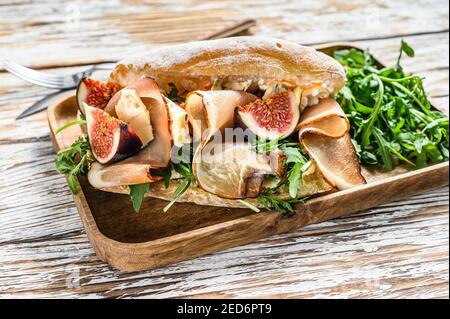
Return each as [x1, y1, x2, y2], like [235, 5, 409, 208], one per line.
[6, 69, 66, 89]
[5, 68, 65, 88]
[3, 60, 97, 89]
[5, 63, 65, 84]
[4, 63, 67, 88]
[4, 60, 65, 81]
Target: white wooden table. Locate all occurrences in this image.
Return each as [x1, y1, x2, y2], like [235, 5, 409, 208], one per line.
[0, 0, 448, 298]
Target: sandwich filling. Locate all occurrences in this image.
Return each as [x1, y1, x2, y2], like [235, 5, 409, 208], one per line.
[82, 76, 365, 203]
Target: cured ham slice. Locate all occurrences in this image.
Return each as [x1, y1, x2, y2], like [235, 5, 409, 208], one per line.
[88, 78, 172, 188]
[88, 162, 162, 188]
[185, 90, 284, 199]
[193, 142, 279, 199]
[185, 90, 258, 142]
[298, 98, 366, 190]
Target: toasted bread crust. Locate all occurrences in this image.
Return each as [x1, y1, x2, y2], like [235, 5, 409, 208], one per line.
[109, 37, 345, 95]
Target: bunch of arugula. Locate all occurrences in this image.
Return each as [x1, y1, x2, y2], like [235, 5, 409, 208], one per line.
[334, 40, 449, 170]
[54, 116, 92, 194]
[55, 135, 92, 194]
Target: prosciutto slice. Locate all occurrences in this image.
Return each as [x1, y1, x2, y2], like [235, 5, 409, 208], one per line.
[185, 90, 258, 142]
[298, 98, 366, 190]
[185, 91, 283, 198]
[88, 78, 172, 188]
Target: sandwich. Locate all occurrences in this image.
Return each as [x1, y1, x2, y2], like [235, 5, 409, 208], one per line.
[61, 36, 366, 212]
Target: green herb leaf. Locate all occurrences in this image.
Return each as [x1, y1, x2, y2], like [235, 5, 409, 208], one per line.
[372, 127, 393, 171]
[257, 190, 307, 213]
[129, 183, 150, 212]
[288, 162, 302, 198]
[161, 143, 196, 212]
[254, 137, 311, 207]
[56, 119, 87, 134]
[237, 199, 261, 213]
[360, 74, 384, 148]
[162, 167, 172, 188]
[163, 179, 191, 213]
[54, 136, 93, 194]
[397, 39, 415, 66]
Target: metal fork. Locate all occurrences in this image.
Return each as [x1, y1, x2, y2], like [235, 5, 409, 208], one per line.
[3, 60, 115, 89]
[3, 61, 116, 119]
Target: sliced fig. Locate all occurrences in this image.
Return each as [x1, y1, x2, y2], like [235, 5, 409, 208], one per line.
[238, 90, 300, 140]
[84, 103, 142, 164]
[102, 78, 173, 171]
[114, 88, 154, 147]
[77, 77, 120, 115]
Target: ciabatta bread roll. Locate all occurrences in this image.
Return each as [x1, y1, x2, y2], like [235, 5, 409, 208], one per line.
[77, 37, 364, 210]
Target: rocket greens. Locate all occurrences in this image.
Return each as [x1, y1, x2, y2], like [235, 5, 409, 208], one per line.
[334, 40, 449, 170]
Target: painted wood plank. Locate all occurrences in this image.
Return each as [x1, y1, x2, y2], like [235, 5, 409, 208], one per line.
[0, 0, 448, 298]
[0, 189, 447, 298]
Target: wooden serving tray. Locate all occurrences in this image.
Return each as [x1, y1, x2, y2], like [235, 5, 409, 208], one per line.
[47, 44, 449, 272]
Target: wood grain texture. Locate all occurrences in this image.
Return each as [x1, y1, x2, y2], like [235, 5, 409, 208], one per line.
[0, 189, 448, 298]
[0, 0, 448, 298]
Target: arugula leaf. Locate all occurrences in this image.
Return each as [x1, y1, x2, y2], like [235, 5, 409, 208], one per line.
[257, 189, 308, 213]
[254, 136, 312, 208]
[288, 162, 303, 198]
[360, 74, 384, 148]
[254, 136, 286, 154]
[163, 163, 196, 212]
[55, 136, 93, 194]
[397, 39, 415, 66]
[56, 119, 87, 134]
[162, 167, 172, 188]
[163, 179, 191, 213]
[255, 136, 311, 192]
[162, 143, 196, 212]
[278, 143, 310, 198]
[237, 200, 261, 213]
[130, 143, 196, 213]
[129, 183, 150, 213]
[372, 127, 393, 171]
[287, 160, 312, 198]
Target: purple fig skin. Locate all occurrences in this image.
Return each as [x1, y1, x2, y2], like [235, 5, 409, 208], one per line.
[85, 103, 143, 165]
[108, 123, 143, 163]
